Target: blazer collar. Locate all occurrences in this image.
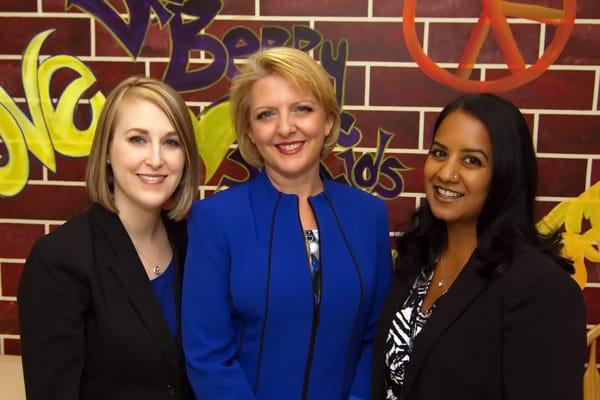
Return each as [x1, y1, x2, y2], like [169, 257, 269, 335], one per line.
[89, 204, 182, 373]
[399, 256, 491, 399]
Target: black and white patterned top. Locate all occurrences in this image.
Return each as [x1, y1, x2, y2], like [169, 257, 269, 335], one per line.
[304, 229, 322, 306]
[384, 270, 435, 399]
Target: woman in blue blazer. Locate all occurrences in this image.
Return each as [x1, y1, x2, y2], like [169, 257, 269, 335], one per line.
[182, 47, 392, 400]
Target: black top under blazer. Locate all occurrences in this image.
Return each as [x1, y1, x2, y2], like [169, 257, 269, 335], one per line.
[18, 204, 193, 400]
[371, 244, 587, 400]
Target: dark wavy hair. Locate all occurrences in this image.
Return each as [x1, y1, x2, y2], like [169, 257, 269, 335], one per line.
[396, 93, 573, 276]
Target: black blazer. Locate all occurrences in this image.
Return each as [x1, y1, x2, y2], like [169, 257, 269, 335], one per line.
[372, 245, 587, 400]
[18, 204, 193, 400]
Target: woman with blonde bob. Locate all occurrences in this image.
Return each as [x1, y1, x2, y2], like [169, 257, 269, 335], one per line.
[182, 47, 392, 399]
[19, 76, 199, 400]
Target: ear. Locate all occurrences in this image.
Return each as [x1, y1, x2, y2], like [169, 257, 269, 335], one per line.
[246, 128, 256, 144]
[324, 113, 334, 137]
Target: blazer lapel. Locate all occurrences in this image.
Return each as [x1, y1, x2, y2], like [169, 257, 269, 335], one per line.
[399, 257, 490, 399]
[90, 205, 181, 373]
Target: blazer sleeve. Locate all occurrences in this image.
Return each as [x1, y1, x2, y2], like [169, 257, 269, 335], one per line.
[182, 201, 256, 400]
[18, 235, 90, 400]
[501, 260, 586, 399]
[349, 200, 393, 399]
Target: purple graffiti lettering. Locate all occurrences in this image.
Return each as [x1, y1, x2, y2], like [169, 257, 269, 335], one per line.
[261, 26, 291, 48]
[372, 155, 408, 198]
[293, 25, 322, 52]
[353, 130, 391, 188]
[338, 111, 361, 147]
[162, 0, 227, 91]
[219, 149, 259, 187]
[223, 28, 260, 80]
[320, 40, 348, 106]
[67, 0, 171, 57]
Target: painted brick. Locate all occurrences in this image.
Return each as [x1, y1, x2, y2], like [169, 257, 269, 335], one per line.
[3, 338, 21, 355]
[261, 0, 368, 17]
[486, 70, 595, 110]
[314, 22, 416, 62]
[95, 20, 171, 58]
[383, 153, 425, 194]
[0, 143, 44, 182]
[349, 110, 419, 148]
[586, 260, 600, 284]
[42, 0, 98, 14]
[373, 0, 482, 18]
[85, 62, 146, 94]
[577, 1, 600, 19]
[221, 0, 255, 15]
[0, 17, 91, 56]
[370, 67, 473, 107]
[592, 160, 600, 185]
[0, 224, 44, 260]
[384, 196, 418, 232]
[584, 287, 600, 324]
[48, 154, 88, 182]
[0, 61, 23, 97]
[537, 158, 587, 197]
[538, 115, 600, 154]
[427, 22, 540, 65]
[206, 151, 255, 186]
[533, 200, 561, 226]
[0, 0, 36, 12]
[0, 301, 19, 334]
[0, 185, 90, 221]
[343, 67, 365, 106]
[206, 20, 302, 39]
[1, 263, 23, 298]
[548, 25, 600, 66]
[150, 62, 231, 102]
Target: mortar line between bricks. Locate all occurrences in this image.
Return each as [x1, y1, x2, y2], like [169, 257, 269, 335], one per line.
[255, 0, 260, 17]
[0, 296, 17, 301]
[0, 259, 26, 264]
[418, 111, 425, 150]
[27, 180, 85, 186]
[536, 196, 577, 202]
[0, 334, 19, 339]
[364, 65, 370, 106]
[593, 70, 599, 112]
[90, 18, 95, 57]
[586, 158, 593, 188]
[536, 153, 600, 159]
[0, 219, 65, 225]
[0, 266, 3, 297]
[36, 0, 42, 14]
[367, 0, 373, 18]
[532, 113, 539, 152]
[587, 283, 600, 288]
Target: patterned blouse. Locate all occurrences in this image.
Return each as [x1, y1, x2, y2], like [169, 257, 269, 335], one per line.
[304, 229, 322, 306]
[384, 270, 435, 399]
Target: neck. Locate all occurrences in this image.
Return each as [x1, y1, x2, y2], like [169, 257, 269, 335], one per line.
[264, 164, 323, 199]
[443, 221, 478, 267]
[115, 201, 163, 243]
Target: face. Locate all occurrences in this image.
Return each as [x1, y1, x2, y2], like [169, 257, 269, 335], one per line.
[246, 74, 333, 183]
[108, 96, 185, 215]
[424, 110, 493, 229]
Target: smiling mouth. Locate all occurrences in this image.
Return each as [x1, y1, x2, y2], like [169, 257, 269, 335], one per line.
[275, 141, 304, 155]
[434, 186, 464, 200]
[137, 174, 167, 184]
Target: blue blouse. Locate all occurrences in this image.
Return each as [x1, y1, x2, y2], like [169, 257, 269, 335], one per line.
[150, 259, 177, 340]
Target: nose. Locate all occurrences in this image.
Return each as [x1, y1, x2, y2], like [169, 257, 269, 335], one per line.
[145, 142, 164, 169]
[277, 112, 296, 137]
[436, 158, 460, 183]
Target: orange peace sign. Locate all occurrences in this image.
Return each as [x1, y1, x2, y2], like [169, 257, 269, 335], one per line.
[402, 0, 576, 92]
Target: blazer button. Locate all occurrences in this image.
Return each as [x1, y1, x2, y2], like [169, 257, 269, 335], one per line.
[166, 384, 176, 396]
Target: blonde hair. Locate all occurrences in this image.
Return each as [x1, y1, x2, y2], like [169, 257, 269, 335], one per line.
[229, 47, 341, 167]
[85, 76, 199, 221]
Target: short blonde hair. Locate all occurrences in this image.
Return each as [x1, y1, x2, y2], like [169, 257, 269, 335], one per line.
[229, 47, 341, 167]
[85, 76, 199, 221]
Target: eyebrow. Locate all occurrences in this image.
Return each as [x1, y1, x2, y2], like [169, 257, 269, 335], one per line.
[251, 99, 318, 111]
[431, 140, 490, 161]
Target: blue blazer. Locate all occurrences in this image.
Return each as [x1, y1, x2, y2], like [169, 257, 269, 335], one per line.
[182, 170, 392, 400]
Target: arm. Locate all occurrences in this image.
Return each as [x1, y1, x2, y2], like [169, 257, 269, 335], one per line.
[18, 236, 89, 400]
[181, 202, 256, 400]
[349, 200, 393, 399]
[502, 262, 586, 399]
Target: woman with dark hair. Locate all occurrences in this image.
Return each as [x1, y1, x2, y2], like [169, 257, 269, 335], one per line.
[371, 93, 586, 399]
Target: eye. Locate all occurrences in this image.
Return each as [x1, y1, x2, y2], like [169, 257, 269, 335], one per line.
[256, 110, 273, 120]
[295, 105, 313, 113]
[128, 135, 146, 144]
[428, 148, 446, 159]
[464, 155, 482, 166]
[164, 137, 181, 147]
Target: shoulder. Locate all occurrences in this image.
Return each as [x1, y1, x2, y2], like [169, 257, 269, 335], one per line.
[499, 246, 582, 308]
[325, 180, 387, 215]
[31, 209, 94, 257]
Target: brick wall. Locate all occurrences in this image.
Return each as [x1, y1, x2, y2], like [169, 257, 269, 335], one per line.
[0, 0, 599, 356]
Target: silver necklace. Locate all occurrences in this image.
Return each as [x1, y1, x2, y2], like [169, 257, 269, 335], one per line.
[153, 265, 162, 276]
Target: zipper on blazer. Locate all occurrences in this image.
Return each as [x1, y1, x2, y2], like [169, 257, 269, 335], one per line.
[299, 198, 322, 400]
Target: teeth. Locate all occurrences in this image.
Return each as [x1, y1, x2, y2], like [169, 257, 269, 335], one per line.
[278, 142, 302, 151]
[138, 174, 165, 183]
[436, 187, 462, 198]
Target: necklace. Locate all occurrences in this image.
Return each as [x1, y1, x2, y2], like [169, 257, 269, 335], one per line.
[153, 265, 162, 276]
[437, 275, 448, 288]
